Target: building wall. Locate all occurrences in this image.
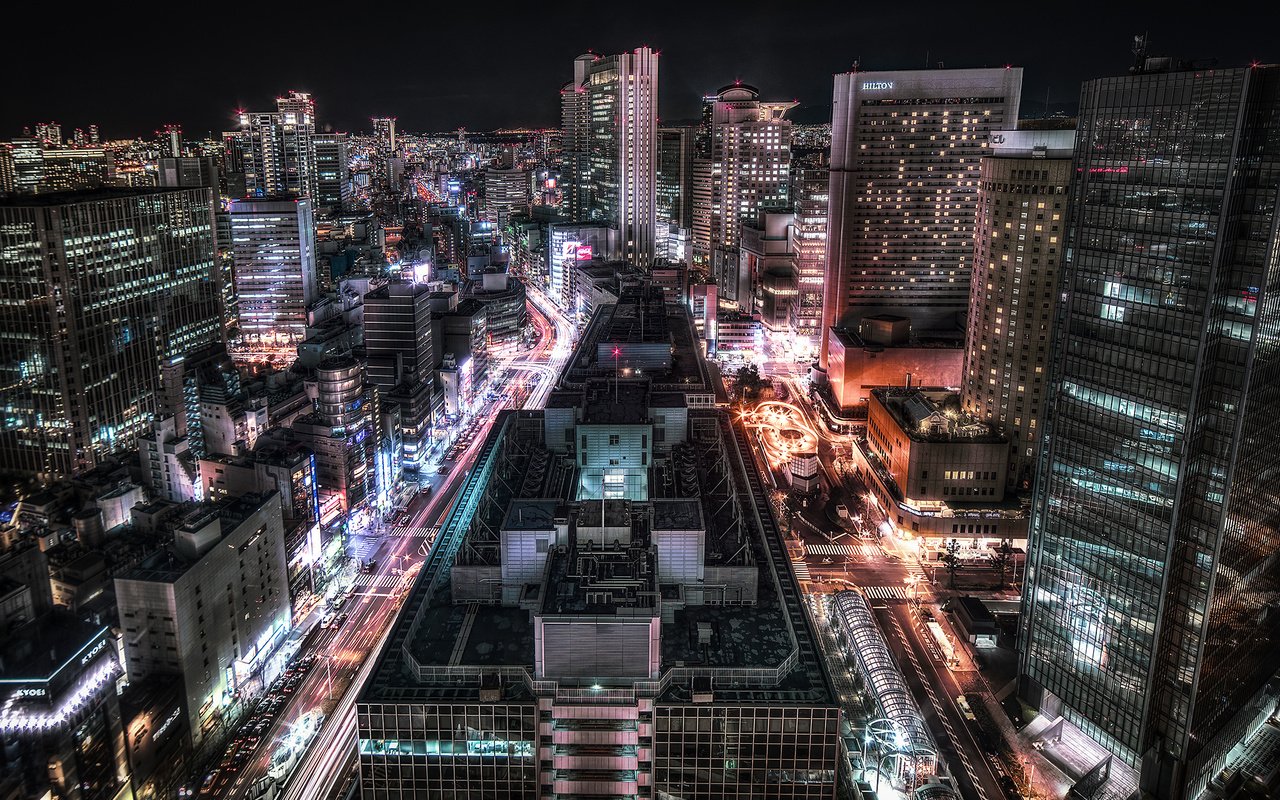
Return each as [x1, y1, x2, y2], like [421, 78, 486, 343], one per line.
[0, 188, 222, 477]
[828, 338, 963, 409]
[229, 198, 317, 351]
[823, 68, 1023, 366]
[962, 141, 1071, 489]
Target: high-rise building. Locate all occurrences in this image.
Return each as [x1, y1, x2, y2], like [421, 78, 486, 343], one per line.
[157, 156, 218, 189]
[159, 123, 182, 158]
[482, 165, 531, 225]
[363, 280, 436, 470]
[115, 494, 290, 749]
[561, 48, 659, 266]
[697, 85, 797, 309]
[313, 133, 350, 213]
[228, 197, 318, 354]
[357, 289, 842, 798]
[40, 147, 113, 193]
[0, 188, 222, 478]
[657, 126, 694, 231]
[372, 117, 396, 153]
[822, 68, 1023, 366]
[9, 138, 43, 195]
[239, 91, 318, 199]
[790, 162, 828, 342]
[1019, 64, 1280, 800]
[291, 357, 378, 514]
[35, 122, 61, 148]
[960, 127, 1073, 490]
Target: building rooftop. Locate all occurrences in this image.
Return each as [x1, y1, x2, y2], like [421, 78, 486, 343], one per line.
[0, 612, 107, 682]
[0, 187, 202, 207]
[873, 388, 1006, 444]
[120, 493, 275, 583]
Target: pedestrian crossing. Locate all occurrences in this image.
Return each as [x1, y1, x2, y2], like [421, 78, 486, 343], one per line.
[860, 585, 909, 600]
[353, 573, 405, 590]
[791, 560, 812, 581]
[806, 543, 880, 558]
[386, 525, 440, 539]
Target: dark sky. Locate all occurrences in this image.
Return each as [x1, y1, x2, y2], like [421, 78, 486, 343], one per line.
[2, 1, 1270, 139]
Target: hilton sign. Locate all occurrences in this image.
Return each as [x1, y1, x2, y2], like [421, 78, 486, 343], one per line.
[861, 81, 894, 91]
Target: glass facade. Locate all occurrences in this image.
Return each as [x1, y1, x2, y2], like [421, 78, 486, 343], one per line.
[1020, 66, 1280, 799]
[0, 188, 222, 477]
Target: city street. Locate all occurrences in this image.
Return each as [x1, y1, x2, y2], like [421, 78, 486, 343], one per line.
[204, 293, 572, 800]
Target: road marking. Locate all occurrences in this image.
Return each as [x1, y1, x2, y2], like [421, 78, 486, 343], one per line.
[791, 560, 812, 581]
[860, 585, 908, 600]
[352, 573, 402, 589]
[385, 525, 440, 538]
[808, 543, 881, 558]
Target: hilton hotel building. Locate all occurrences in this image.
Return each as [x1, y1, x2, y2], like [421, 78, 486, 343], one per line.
[821, 68, 1022, 367]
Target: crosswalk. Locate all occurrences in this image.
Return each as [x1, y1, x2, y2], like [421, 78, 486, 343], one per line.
[386, 524, 440, 539]
[905, 560, 929, 579]
[791, 560, 812, 581]
[353, 573, 405, 590]
[806, 543, 880, 558]
[860, 585, 909, 600]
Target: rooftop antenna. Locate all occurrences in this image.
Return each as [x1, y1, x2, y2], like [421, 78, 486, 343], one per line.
[1131, 32, 1149, 73]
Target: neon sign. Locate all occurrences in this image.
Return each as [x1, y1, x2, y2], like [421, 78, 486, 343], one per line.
[80, 639, 107, 666]
[861, 81, 894, 91]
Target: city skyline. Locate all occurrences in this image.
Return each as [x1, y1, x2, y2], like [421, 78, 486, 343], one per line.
[2, 4, 1271, 137]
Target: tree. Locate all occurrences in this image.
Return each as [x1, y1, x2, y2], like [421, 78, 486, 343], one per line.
[941, 538, 962, 590]
[734, 363, 768, 400]
[992, 538, 1015, 589]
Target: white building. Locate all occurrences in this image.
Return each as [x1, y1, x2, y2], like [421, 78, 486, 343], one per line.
[229, 198, 318, 355]
[115, 493, 291, 748]
[560, 48, 659, 266]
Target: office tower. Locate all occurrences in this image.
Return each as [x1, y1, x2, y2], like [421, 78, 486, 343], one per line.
[35, 121, 61, 147]
[561, 47, 659, 267]
[363, 280, 435, 389]
[239, 90, 318, 199]
[960, 127, 1073, 490]
[357, 289, 841, 798]
[291, 357, 378, 513]
[0, 188, 222, 478]
[228, 197, 317, 355]
[791, 162, 828, 342]
[482, 164, 531, 225]
[88, 124, 99, 145]
[40, 147, 113, 192]
[9, 138, 43, 194]
[696, 85, 797, 308]
[159, 123, 182, 157]
[363, 281, 435, 469]
[372, 116, 396, 153]
[157, 155, 218, 189]
[0, 614, 127, 800]
[115, 494, 290, 749]
[822, 68, 1023, 367]
[471, 269, 529, 356]
[0, 143, 15, 194]
[559, 55, 593, 222]
[1019, 64, 1280, 800]
[313, 132, 350, 213]
[657, 126, 694, 230]
[740, 209, 797, 329]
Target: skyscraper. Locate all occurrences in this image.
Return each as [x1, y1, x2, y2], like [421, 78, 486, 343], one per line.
[313, 133, 350, 213]
[239, 90, 318, 199]
[697, 84, 797, 309]
[228, 198, 317, 355]
[657, 125, 694, 230]
[822, 68, 1023, 366]
[561, 48, 659, 267]
[363, 281, 436, 469]
[959, 127, 1073, 490]
[0, 188, 222, 477]
[790, 161, 829, 342]
[1019, 64, 1280, 800]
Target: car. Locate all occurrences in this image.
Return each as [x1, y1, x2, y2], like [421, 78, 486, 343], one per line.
[955, 694, 977, 721]
[437, 465, 450, 475]
[335, 612, 349, 626]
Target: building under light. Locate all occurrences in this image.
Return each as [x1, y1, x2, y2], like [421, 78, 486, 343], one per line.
[822, 67, 1023, 367]
[114, 493, 291, 750]
[1019, 63, 1280, 800]
[0, 613, 128, 800]
[356, 288, 842, 798]
[560, 48, 659, 267]
[0, 188, 223, 478]
[229, 197, 318, 358]
[239, 91, 319, 199]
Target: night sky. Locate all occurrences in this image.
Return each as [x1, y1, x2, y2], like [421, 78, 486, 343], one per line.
[3, 1, 1269, 139]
